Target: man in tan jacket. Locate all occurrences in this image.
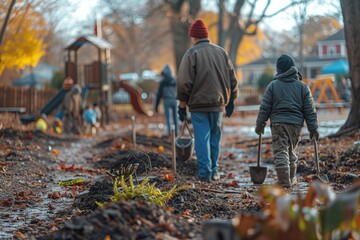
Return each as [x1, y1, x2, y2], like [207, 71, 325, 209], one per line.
[177, 19, 238, 183]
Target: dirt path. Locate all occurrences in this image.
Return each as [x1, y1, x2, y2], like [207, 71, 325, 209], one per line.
[0, 128, 123, 239]
[1, 110, 359, 239]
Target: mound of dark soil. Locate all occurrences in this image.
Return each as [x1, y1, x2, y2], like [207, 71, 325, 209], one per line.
[38, 200, 201, 240]
[118, 133, 172, 150]
[96, 149, 199, 177]
[73, 179, 114, 211]
[168, 188, 234, 219]
[95, 149, 171, 174]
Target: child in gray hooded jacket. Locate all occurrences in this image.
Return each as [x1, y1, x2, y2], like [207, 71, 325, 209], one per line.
[255, 54, 319, 188]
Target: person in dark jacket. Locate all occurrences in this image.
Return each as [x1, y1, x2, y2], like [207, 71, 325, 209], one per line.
[177, 19, 238, 183]
[155, 64, 179, 136]
[255, 54, 319, 188]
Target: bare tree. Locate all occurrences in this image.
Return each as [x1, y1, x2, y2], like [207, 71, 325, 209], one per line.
[292, 0, 310, 74]
[261, 29, 298, 58]
[335, 0, 360, 134]
[101, 0, 173, 73]
[217, 0, 305, 67]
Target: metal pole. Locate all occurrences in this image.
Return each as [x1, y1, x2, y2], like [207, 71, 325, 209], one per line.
[131, 116, 136, 149]
[171, 125, 176, 173]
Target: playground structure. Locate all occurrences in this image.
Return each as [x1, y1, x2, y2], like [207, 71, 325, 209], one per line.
[305, 74, 347, 113]
[20, 35, 152, 125]
[113, 80, 153, 117]
[65, 35, 153, 119]
[64, 35, 113, 124]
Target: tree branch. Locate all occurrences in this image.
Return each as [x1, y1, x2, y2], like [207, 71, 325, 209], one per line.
[0, 0, 16, 47]
[263, 0, 307, 18]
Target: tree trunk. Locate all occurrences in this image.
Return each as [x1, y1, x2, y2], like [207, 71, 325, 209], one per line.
[217, 0, 226, 48]
[338, 0, 360, 133]
[228, 27, 245, 67]
[164, 0, 201, 71]
[170, 18, 191, 71]
[0, 0, 16, 46]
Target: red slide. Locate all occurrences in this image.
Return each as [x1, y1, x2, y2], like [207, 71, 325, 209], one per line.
[118, 80, 153, 117]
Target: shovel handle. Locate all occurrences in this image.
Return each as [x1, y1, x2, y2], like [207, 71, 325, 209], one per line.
[313, 137, 320, 174]
[257, 133, 262, 168]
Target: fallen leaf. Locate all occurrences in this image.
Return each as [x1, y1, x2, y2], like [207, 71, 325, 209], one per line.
[303, 174, 316, 182]
[163, 173, 174, 181]
[229, 180, 239, 187]
[202, 214, 211, 219]
[227, 173, 234, 179]
[0, 198, 13, 207]
[48, 204, 56, 210]
[165, 206, 174, 212]
[23, 132, 32, 140]
[16, 231, 26, 239]
[48, 192, 61, 199]
[59, 164, 75, 171]
[183, 210, 191, 215]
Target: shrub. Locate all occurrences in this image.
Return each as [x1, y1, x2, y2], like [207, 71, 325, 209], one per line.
[257, 65, 274, 92]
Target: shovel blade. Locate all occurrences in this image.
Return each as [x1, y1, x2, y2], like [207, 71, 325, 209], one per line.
[249, 166, 268, 184]
[313, 174, 330, 183]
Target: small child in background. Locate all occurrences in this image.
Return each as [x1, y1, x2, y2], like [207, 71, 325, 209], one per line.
[53, 107, 63, 134]
[82, 105, 98, 135]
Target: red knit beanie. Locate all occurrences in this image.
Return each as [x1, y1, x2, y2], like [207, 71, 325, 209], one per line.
[189, 19, 208, 39]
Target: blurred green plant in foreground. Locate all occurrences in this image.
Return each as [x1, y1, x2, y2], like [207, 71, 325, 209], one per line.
[233, 180, 360, 240]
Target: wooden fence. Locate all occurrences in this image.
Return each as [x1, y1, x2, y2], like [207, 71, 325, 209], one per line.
[236, 86, 261, 105]
[0, 86, 58, 114]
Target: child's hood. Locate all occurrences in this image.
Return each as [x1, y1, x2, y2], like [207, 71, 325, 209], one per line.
[275, 66, 300, 82]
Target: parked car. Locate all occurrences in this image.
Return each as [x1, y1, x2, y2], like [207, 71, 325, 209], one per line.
[112, 89, 130, 104]
[119, 73, 139, 82]
[141, 70, 159, 81]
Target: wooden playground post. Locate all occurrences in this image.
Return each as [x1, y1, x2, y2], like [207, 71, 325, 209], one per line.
[171, 125, 176, 174]
[131, 116, 136, 149]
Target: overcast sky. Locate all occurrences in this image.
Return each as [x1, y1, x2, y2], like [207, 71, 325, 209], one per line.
[62, 0, 342, 38]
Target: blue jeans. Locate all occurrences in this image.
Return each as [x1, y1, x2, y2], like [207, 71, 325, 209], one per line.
[163, 99, 178, 136]
[191, 112, 222, 178]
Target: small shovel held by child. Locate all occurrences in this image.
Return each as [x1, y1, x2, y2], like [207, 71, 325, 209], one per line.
[249, 133, 268, 184]
[313, 137, 329, 183]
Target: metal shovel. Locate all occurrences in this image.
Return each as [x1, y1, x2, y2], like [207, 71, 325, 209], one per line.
[313, 137, 329, 183]
[250, 134, 268, 184]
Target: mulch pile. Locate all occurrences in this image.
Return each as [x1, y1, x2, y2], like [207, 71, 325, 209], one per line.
[39, 200, 201, 240]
